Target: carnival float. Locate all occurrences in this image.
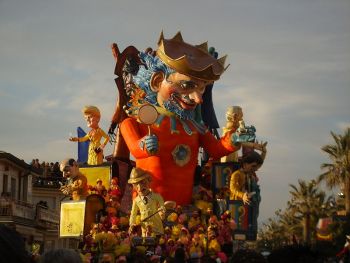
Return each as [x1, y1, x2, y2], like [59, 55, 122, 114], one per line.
[58, 31, 267, 263]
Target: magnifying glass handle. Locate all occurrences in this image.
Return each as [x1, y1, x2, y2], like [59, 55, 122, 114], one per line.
[148, 125, 151, 136]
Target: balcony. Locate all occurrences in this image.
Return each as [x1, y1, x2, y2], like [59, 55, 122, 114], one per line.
[0, 197, 35, 225]
[0, 198, 59, 230]
[32, 176, 66, 189]
[35, 205, 60, 230]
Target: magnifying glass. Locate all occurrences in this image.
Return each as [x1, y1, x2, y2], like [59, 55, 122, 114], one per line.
[138, 104, 159, 135]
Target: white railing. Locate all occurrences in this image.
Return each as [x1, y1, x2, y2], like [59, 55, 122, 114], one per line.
[36, 205, 60, 224]
[0, 198, 35, 220]
[12, 199, 35, 220]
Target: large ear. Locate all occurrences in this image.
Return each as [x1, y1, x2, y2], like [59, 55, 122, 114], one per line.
[150, 71, 165, 92]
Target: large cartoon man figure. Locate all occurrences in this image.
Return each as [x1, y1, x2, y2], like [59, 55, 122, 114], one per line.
[120, 32, 255, 205]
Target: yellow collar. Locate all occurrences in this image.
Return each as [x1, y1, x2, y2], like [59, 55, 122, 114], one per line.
[154, 106, 175, 117]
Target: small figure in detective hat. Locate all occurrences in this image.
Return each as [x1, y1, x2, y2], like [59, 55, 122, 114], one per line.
[128, 167, 165, 237]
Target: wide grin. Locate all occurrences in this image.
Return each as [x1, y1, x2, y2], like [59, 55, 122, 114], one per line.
[171, 93, 196, 110]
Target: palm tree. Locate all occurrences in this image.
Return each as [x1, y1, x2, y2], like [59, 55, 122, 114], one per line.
[288, 179, 327, 245]
[277, 208, 302, 242]
[319, 128, 350, 215]
[258, 214, 290, 250]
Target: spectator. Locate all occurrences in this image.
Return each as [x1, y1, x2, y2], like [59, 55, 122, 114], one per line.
[268, 245, 319, 263]
[230, 249, 266, 263]
[174, 247, 187, 263]
[39, 248, 82, 263]
[31, 159, 40, 169]
[52, 162, 62, 177]
[0, 224, 30, 263]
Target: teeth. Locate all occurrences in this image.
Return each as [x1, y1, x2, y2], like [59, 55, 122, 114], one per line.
[181, 95, 191, 102]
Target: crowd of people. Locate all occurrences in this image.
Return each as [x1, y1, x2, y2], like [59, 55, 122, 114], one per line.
[30, 159, 62, 177]
[0, 222, 331, 263]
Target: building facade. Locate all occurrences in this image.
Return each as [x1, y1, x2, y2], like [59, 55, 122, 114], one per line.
[0, 151, 73, 254]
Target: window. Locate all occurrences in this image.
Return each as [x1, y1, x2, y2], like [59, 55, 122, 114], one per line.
[10, 178, 16, 199]
[22, 176, 28, 202]
[3, 174, 8, 193]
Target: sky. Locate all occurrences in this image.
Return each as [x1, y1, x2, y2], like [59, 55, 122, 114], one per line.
[1, 0, 349, 223]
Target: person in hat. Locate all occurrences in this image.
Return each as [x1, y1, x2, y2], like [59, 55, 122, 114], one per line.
[59, 158, 88, 200]
[69, 105, 109, 165]
[128, 167, 165, 237]
[90, 178, 106, 196]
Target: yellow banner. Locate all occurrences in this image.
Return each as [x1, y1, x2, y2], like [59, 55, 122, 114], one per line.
[60, 200, 86, 237]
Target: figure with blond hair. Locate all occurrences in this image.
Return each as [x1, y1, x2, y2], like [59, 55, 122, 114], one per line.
[221, 106, 243, 162]
[223, 106, 243, 134]
[70, 105, 109, 165]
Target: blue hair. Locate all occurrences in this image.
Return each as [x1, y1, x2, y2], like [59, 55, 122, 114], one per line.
[133, 52, 175, 105]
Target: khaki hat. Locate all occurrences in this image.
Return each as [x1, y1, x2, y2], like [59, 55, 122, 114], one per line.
[128, 167, 150, 184]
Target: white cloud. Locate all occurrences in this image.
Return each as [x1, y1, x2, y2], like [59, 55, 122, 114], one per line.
[24, 97, 60, 116]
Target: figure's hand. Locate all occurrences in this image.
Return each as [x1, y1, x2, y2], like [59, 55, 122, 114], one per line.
[94, 147, 102, 154]
[140, 135, 158, 155]
[60, 185, 71, 195]
[158, 206, 166, 220]
[231, 133, 242, 146]
[261, 141, 268, 153]
[252, 141, 267, 151]
[95, 144, 105, 154]
[242, 192, 251, 205]
[231, 127, 256, 145]
[69, 137, 78, 142]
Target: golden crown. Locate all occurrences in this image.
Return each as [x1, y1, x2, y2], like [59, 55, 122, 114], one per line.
[156, 31, 229, 81]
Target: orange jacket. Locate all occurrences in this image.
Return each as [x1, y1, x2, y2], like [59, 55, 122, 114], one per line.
[120, 116, 238, 205]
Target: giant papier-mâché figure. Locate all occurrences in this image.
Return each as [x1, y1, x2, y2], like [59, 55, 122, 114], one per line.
[117, 32, 249, 205]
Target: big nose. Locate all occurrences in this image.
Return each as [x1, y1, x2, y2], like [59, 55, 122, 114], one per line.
[189, 91, 203, 104]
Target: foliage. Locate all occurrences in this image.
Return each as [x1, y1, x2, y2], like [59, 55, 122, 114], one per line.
[257, 210, 292, 251]
[319, 128, 350, 215]
[288, 179, 335, 244]
[257, 180, 336, 250]
[328, 215, 350, 250]
[258, 128, 349, 254]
